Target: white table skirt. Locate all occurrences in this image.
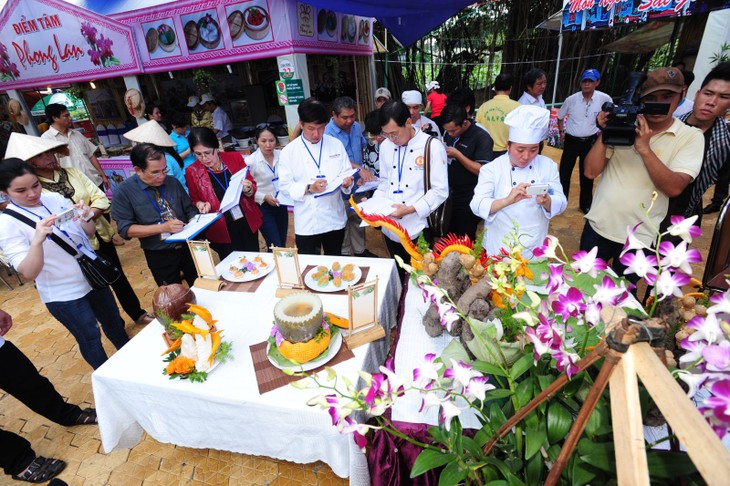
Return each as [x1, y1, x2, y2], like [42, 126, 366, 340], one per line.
[92, 253, 400, 480]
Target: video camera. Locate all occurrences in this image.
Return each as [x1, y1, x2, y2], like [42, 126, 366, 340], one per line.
[600, 71, 671, 146]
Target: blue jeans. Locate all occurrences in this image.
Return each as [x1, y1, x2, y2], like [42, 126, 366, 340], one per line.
[45, 288, 129, 369]
[259, 203, 289, 249]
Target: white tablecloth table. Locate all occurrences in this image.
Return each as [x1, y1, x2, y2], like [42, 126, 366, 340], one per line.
[92, 253, 400, 481]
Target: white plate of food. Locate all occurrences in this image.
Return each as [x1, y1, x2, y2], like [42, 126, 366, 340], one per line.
[221, 254, 275, 283]
[303, 262, 362, 292]
[266, 327, 342, 372]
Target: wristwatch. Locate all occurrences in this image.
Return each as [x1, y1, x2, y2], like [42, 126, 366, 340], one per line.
[81, 211, 94, 222]
[306, 184, 311, 194]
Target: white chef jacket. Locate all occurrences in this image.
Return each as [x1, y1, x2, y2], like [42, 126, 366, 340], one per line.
[374, 129, 449, 241]
[470, 153, 567, 259]
[246, 148, 282, 205]
[278, 134, 353, 236]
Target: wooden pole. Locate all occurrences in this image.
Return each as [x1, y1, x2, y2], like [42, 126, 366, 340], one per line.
[633, 342, 730, 486]
[609, 348, 650, 486]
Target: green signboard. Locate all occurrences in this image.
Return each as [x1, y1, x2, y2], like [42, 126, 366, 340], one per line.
[275, 78, 305, 106]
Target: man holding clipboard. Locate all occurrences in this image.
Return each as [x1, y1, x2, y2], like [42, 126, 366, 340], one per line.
[111, 143, 199, 286]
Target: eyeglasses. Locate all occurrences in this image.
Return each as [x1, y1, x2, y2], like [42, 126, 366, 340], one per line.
[381, 130, 401, 141]
[193, 149, 217, 159]
[145, 167, 169, 176]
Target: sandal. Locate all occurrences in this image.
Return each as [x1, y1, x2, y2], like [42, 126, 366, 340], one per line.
[73, 407, 97, 425]
[135, 312, 155, 326]
[12, 457, 66, 483]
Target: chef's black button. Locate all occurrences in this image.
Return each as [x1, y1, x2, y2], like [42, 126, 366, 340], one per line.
[390, 182, 393, 185]
[393, 165, 396, 169]
[405, 184, 409, 188]
[529, 165, 532, 169]
[511, 167, 515, 171]
[409, 168, 412, 170]
[410, 149, 413, 152]
[531, 180, 535, 183]
[513, 182, 516, 186]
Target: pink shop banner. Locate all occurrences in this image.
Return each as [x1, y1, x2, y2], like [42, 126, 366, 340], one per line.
[111, 0, 372, 74]
[0, 0, 142, 90]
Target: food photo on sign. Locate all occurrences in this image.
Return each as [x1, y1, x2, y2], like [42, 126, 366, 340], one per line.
[226, 0, 273, 46]
[181, 8, 223, 53]
[316, 8, 337, 42]
[142, 19, 181, 59]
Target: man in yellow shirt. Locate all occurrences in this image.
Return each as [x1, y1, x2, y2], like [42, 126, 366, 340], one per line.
[476, 73, 521, 158]
[581, 67, 704, 280]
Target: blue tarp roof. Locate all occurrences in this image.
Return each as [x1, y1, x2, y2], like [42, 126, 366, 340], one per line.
[67, 0, 475, 47]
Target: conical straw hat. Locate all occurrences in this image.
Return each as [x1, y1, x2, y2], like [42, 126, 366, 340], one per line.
[123, 120, 175, 147]
[4, 132, 67, 161]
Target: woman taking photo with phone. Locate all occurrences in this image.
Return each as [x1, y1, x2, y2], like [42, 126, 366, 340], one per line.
[185, 127, 262, 259]
[0, 159, 129, 369]
[246, 126, 288, 249]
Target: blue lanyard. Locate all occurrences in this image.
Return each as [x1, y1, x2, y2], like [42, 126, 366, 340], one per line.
[302, 136, 324, 174]
[395, 146, 407, 194]
[136, 179, 165, 214]
[13, 202, 82, 250]
[207, 164, 229, 192]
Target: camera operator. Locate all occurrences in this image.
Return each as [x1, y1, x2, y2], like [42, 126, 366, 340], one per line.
[579, 67, 704, 279]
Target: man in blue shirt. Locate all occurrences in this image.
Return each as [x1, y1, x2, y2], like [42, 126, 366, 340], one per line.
[324, 96, 378, 257]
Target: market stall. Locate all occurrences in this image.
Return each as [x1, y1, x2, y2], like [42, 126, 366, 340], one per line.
[92, 253, 400, 482]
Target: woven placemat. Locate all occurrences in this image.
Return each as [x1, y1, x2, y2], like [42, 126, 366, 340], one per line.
[221, 275, 267, 293]
[250, 339, 355, 394]
[301, 265, 370, 295]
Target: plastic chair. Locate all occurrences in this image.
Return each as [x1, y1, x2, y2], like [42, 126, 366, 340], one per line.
[702, 197, 730, 293]
[0, 250, 23, 290]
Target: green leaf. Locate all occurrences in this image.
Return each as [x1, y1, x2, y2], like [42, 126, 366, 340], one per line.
[472, 360, 508, 378]
[562, 373, 585, 398]
[485, 482, 508, 486]
[474, 426, 492, 447]
[570, 454, 597, 486]
[584, 402, 609, 439]
[410, 449, 454, 478]
[489, 402, 508, 428]
[485, 389, 514, 400]
[462, 436, 483, 459]
[537, 374, 556, 391]
[515, 379, 534, 408]
[547, 402, 573, 444]
[438, 461, 468, 486]
[524, 424, 547, 460]
[509, 354, 534, 380]
[525, 452, 543, 485]
[440, 338, 471, 367]
[646, 451, 699, 479]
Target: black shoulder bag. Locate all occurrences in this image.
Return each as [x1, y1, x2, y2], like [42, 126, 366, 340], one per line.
[6, 210, 121, 290]
[423, 137, 453, 238]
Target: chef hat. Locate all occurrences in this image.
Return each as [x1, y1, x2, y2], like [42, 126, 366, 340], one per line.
[401, 90, 423, 105]
[505, 105, 550, 145]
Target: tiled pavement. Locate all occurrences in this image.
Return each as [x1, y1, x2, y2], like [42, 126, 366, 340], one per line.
[0, 146, 717, 485]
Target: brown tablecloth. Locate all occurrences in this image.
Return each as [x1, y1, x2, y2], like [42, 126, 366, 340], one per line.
[249, 338, 355, 394]
[301, 265, 370, 295]
[220, 276, 267, 293]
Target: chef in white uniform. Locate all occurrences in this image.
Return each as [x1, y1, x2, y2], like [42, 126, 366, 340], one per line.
[374, 100, 448, 271]
[402, 90, 442, 139]
[278, 98, 354, 255]
[470, 105, 567, 259]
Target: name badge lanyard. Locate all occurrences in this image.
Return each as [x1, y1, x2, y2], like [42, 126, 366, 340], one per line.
[13, 202, 89, 254]
[394, 146, 407, 194]
[302, 137, 326, 179]
[207, 163, 230, 193]
[136, 179, 172, 223]
[267, 160, 280, 194]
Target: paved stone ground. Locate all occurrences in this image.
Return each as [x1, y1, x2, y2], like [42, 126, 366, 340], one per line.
[0, 146, 718, 485]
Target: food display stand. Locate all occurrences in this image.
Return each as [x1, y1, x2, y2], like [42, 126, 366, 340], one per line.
[92, 253, 400, 483]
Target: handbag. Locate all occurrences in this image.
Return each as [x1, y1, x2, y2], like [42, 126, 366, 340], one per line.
[6, 210, 121, 289]
[423, 136, 453, 237]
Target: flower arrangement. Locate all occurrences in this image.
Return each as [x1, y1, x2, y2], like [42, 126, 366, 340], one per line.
[160, 304, 233, 383]
[300, 207, 727, 484]
[81, 22, 119, 68]
[0, 42, 20, 81]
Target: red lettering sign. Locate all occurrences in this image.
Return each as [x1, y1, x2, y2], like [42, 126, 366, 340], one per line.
[12, 39, 58, 72]
[54, 34, 83, 63]
[569, 0, 596, 13]
[638, 0, 689, 12]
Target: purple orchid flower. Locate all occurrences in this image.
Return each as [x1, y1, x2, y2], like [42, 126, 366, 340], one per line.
[533, 235, 559, 260]
[465, 376, 494, 402]
[667, 215, 702, 243]
[443, 359, 481, 391]
[413, 353, 442, 389]
[592, 276, 630, 306]
[570, 247, 607, 278]
[704, 379, 730, 427]
[619, 250, 658, 279]
[552, 287, 587, 322]
[703, 341, 730, 371]
[546, 263, 565, 294]
[658, 240, 702, 274]
[645, 269, 690, 301]
[621, 222, 648, 257]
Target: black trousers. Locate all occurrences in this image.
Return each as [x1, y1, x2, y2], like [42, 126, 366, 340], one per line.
[559, 134, 597, 211]
[0, 341, 82, 476]
[579, 221, 640, 294]
[295, 229, 345, 256]
[143, 246, 197, 286]
[97, 237, 145, 322]
[710, 157, 730, 206]
[448, 187, 480, 242]
[385, 230, 433, 283]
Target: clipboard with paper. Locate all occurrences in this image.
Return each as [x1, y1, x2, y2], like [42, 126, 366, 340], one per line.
[313, 168, 360, 198]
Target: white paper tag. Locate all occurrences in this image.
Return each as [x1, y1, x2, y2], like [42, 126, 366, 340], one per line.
[229, 205, 244, 220]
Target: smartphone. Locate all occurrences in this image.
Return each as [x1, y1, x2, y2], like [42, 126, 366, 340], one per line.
[525, 184, 549, 196]
[54, 208, 77, 226]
